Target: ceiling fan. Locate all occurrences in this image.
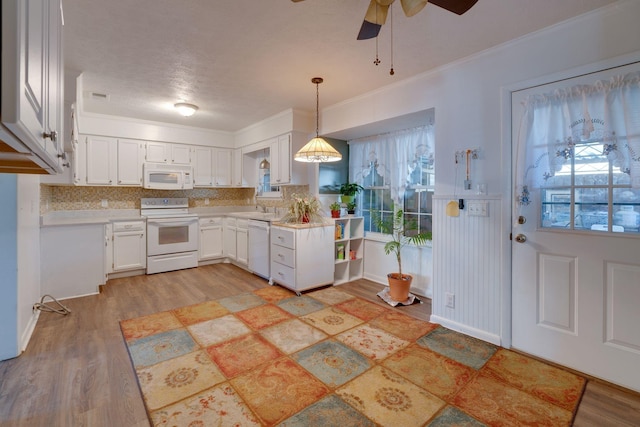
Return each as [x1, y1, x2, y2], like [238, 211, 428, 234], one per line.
[292, 0, 479, 40]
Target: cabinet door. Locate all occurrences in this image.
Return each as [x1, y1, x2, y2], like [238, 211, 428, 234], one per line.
[171, 144, 191, 165]
[193, 146, 213, 186]
[199, 225, 223, 260]
[44, 0, 64, 166]
[86, 136, 116, 185]
[270, 134, 291, 185]
[224, 225, 237, 260]
[214, 148, 232, 186]
[117, 139, 144, 185]
[113, 231, 146, 271]
[232, 148, 243, 187]
[236, 227, 248, 265]
[146, 141, 168, 163]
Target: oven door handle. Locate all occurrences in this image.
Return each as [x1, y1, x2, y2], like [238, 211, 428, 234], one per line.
[147, 218, 198, 227]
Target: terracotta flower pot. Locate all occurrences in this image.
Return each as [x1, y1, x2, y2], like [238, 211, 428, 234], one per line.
[331, 210, 340, 218]
[387, 273, 412, 302]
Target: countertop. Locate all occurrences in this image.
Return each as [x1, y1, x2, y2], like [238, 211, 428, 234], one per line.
[40, 207, 288, 227]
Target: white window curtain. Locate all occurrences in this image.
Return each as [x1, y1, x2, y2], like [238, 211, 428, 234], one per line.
[348, 125, 435, 204]
[516, 71, 640, 204]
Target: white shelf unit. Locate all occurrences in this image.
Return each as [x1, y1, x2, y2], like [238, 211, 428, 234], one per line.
[332, 216, 364, 285]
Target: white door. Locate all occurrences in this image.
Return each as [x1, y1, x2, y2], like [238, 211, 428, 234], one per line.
[511, 62, 640, 392]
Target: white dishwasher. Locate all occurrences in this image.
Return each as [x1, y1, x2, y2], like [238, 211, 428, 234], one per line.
[248, 219, 270, 279]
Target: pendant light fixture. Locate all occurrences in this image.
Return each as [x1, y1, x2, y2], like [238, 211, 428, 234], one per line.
[259, 148, 270, 169]
[294, 77, 342, 163]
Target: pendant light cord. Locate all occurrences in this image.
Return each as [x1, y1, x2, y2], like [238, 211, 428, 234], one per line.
[315, 80, 320, 137]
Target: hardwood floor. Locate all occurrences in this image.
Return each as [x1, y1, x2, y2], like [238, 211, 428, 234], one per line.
[0, 263, 638, 426]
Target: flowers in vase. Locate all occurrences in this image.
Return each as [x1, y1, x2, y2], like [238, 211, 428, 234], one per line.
[282, 193, 322, 224]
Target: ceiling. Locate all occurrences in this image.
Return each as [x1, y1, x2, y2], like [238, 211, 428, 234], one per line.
[62, 0, 616, 134]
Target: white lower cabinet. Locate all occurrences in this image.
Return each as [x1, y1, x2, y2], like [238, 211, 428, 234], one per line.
[223, 217, 248, 266]
[270, 224, 334, 295]
[111, 220, 146, 272]
[199, 217, 223, 260]
[236, 219, 248, 266]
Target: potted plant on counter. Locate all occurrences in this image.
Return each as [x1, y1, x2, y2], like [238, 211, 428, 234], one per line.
[281, 193, 322, 224]
[339, 182, 363, 204]
[329, 201, 341, 218]
[372, 206, 432, 302]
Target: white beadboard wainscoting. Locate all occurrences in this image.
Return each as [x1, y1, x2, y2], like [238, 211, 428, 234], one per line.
[363, 234, 433, 298]
[431, 195, 508, 346]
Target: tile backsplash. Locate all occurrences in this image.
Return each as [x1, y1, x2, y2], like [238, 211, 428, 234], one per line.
[40, 184, 310, 215]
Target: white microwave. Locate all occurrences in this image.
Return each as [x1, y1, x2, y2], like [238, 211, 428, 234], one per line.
[143, 163, 194, 190]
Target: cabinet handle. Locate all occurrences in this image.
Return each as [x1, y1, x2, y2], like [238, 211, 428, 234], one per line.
[43, 130, 57, 142]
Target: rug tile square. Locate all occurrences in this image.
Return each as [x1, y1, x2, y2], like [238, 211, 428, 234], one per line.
[278, 394, 376, 427]
[337, 324, 410, 360]
[149, 383, 262, 427]
[206, 333, 282, 379]
[277, 295, 326, 316]
[235, 304, 293, 330]
[417, 327, 497, 369]
[187, 314, 251, 347]
[452, 372, 575, 426]
[254, 286, 296, 303]
[335, 298, 388, 321]
[127, 328, 198, 368]
[260, 318, 327, 354]
[231, 357, 329, 425]
[171, 300, 229, 326]
[307, 287, 355, 305]
[136, 349, 226, 411]
[382, 345, 475, 400]
[217, 292, 266, 312]
[300, 306, 364, 335]
[336, 365, 444, 426]
[292, 339, 372, 388]
[483, 348, 586, 411]
[370, 310, 439, 341]
[427, 405, 487, 427]
[120, 311, 183, 341]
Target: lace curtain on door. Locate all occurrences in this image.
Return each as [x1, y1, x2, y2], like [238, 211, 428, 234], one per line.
[515, 71, 640, 205]
[348, 125, 435, 204]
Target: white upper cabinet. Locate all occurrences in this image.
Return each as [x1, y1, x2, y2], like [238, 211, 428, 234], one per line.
[85, 136, 116, 185]
[0, 0, 64, 174]
[232, 148, 243, 187]
[117, 139, 144, 186]
[145, 141, 191, 165]
[270, 134, 291, 185]
[214, 148, 232, 186]
[193, 146, 213, 187]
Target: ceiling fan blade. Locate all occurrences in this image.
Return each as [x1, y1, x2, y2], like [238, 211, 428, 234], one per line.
[363, 0, 390, 26]
[357, 20, 382, 40]
[400, 0, 428, 17]
[429, 0, 478, 15]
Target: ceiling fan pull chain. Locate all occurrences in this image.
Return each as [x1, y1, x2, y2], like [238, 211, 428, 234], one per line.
[389, 3, 395, 75]
[374, 2, 381, 66]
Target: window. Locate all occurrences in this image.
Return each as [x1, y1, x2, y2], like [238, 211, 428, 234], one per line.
[541, 138, 639, 233]
[517, 70, 640, 235]
[350, 125, 435, 236]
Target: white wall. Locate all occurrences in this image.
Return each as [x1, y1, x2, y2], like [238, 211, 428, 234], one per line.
[321, 0, 640, 345]
[0, 175, 40, 360]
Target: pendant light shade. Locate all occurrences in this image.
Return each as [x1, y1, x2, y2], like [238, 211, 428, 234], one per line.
[259, 148, 270, 169]
[294, 77, 342, 163]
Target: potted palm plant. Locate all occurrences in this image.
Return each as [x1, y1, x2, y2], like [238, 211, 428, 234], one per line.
[371, 206, 432, 301]
[339, 182, 363, 204]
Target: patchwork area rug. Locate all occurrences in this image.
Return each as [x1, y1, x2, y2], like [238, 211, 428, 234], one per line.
[120, 286, 586, 426]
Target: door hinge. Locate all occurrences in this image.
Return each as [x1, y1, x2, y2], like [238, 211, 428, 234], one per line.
[509, 233, 512, 240]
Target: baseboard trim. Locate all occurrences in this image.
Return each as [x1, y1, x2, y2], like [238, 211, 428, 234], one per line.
[20, 309, 40, 354]
[430, 315, 502, 346]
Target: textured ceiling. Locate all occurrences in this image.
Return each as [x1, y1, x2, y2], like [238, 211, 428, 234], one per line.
[62, 0, 617, 133]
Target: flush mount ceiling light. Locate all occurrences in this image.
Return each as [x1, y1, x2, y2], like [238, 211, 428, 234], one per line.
[174, 102, 198, 117]
[294, 77, 342, 163]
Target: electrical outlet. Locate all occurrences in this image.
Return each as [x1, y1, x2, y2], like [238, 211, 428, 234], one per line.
[101, 199, 108, 208]
[204, 198, 210, 205]
[445, 292, 455, 308]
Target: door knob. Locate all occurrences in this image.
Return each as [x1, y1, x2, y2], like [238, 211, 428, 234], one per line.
[515, 234, 527, 243]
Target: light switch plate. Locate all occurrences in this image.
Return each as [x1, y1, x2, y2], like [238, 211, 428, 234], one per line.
[468, 201, 488, 217]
